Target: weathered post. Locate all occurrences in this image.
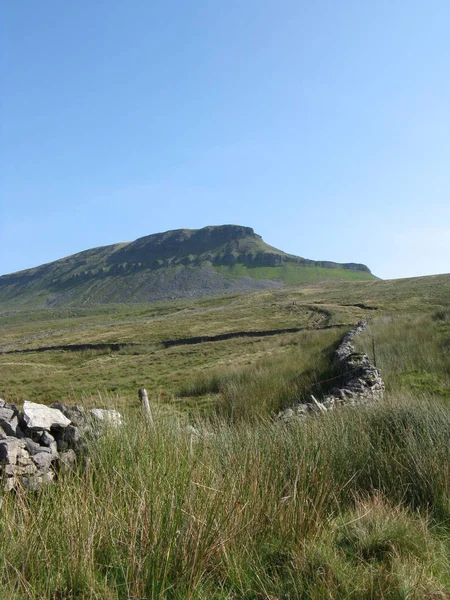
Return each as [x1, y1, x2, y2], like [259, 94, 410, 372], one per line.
[138, 388, 153, 424]
[372, 336, 377, 368]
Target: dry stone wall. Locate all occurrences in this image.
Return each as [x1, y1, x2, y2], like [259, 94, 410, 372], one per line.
[0, 400, 121, 491]
[278, 320, 384, 422]
[1, 320, 384, 489]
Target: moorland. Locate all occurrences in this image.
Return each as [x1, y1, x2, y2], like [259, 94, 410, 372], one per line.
[0, 265, 449, 598]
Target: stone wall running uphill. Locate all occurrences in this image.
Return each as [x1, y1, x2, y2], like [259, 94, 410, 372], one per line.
[278, 320, 384, 422]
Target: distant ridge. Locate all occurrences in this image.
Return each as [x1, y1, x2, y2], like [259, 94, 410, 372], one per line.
[0, 225, 374, 308]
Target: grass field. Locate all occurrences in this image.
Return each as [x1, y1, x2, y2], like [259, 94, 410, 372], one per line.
[1, 274, 449, 410]
[0, 274, 449, 598]
[1, 395, 448, 599]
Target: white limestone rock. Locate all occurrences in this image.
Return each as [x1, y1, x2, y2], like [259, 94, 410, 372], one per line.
[89, 408, 122, 427]
[23, 401, 71, 431]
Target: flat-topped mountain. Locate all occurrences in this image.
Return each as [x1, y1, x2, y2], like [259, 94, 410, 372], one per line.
[0, 225, 374, 308]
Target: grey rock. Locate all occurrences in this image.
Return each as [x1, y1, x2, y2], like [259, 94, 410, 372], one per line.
[89, 408, 122, 427]
[281, 408, 294, 420]
[51, 403, 87, 427]
[59, 449, 77, 472]
[21, 471, 55, 491]
[348, 384, 364, 392]
[25, 429, 44, 442]
[64, 424, 82, 446]
[31, 452, 54, 471]
[24, 437, 52, 456]
[0, 407, 14, 422]
[0, 404, 22, 436]
[17, 452, 34, 467]
[55, 425, 82, 452]
[2, 401, 19, 412]
[39, 431, 58, 456]
[3, 477, 15, 492]
[0, 437, 26, 464]
[0, 414, 20, 436]
[184, 424, 200, 436]
[4, 462, 37, 476]
[0, 395, 130, 491]
[322, 398, 335, 409]
[0, 437, 36, 486]
[23, 401, 71, 431]
[40, 431, 55, 446]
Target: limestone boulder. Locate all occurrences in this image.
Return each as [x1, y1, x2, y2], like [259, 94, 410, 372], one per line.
[31, 452, 54, 471]
[0, 404, 22, 436]
[23, 401, 71, 431]
[89, 408, 122, 427]
[0, 437, 27, 464]
[24, 437, 52, 456]
[51, 403, 88, 427]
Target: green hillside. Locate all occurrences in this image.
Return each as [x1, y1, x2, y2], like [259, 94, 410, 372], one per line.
[1, 272, 448, 407]
[0, 225, 374, 308]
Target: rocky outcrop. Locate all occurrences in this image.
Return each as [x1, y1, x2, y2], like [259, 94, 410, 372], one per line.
[278, 320, 384, 422]
[0, 399, 121, 491]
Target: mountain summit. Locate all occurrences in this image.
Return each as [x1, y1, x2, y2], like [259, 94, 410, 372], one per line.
[0, 225, 373, 308]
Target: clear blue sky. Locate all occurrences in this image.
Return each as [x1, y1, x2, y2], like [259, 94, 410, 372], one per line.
[1, 1, 449, 279]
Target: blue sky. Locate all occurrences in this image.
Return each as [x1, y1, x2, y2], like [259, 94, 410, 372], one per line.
[1, 0, 449, 279]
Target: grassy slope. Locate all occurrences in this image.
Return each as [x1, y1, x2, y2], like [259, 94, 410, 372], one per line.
[221, 262, 375, 284]
[0, 292, 344, 408]
[1, 274, 448, 409]
[0, 262, 374, 309]
[0, 274, 449, 598]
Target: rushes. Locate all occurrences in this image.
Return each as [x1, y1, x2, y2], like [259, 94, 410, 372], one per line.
[355, 313, 450, 396]
[177, 328, 343, 419]
[0, 394, 448, 598]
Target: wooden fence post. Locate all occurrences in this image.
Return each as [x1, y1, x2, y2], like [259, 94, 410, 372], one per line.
[139, 388, 153, 424]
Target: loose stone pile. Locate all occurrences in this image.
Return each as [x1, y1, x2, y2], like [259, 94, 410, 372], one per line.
[0, 400, 121, 491]
[278, 320, 384, 422]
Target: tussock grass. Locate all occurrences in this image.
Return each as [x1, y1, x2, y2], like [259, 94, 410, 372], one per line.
[176, 329, 343, 419]
[299, 493, 450, 599]
[356, 313, 450, 397]
[1, 394, 448, 598]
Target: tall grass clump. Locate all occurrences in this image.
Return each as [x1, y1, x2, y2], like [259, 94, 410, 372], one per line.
[177, 329, 344, 420]
[356, 313, 450, 396]
[0, 393, 448, 598]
